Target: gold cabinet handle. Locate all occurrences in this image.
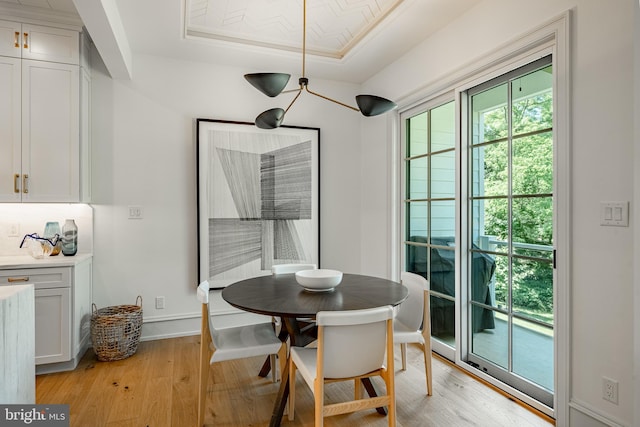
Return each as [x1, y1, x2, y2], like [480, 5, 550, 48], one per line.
[23, 32, 28, 49]
[14, 173, 20, 193]
[23, 174, 28, 193]
[14, 31, 19, 48]
[8, 276, 29, 282]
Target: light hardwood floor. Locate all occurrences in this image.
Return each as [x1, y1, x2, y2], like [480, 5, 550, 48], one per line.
[36, 335, 554, 426]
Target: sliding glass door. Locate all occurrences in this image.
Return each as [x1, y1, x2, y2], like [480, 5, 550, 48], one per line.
[401, 55, 555, 408]
[466, 56, 554, 407]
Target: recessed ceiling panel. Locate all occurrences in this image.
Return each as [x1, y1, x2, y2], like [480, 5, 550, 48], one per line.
[186, 0, 404, 59]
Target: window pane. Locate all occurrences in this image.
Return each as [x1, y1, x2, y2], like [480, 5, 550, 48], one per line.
[407, 112, 428, 157]
[407, 243, 427, 276]
[470, 250, 497, 305]
[431, 101, 455, 151]
[407, 201, 427, 240]
[472, 198, 508, 253]
[491, 254, 509, 310]
[512, 258, 553, 327]
[511, 66, 553, 136]
[513, 318, 554, 391]
[407, 157, 428, 199]
[472, 142, 507, 197]
[471, 83, 508, 144]
[472, 311, 508, 369]
[431, 151, 455, 198]
[431, 294, 455, 340]
[512, 132, 553, 195]
[512, 197, 553, 253]
[430, 246, 455, 298]
[431, 200, 455, 238]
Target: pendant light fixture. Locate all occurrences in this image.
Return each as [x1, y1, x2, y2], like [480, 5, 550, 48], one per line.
[244, 0, 397, 129]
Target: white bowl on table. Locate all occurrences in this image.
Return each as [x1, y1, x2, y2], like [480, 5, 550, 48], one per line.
[295, 269, 343, 292]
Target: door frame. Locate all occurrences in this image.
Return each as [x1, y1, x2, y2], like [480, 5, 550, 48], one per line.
[393, 12, 570, 421]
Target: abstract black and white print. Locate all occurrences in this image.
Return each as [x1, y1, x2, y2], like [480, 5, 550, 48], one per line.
[197, 120, 319, 287]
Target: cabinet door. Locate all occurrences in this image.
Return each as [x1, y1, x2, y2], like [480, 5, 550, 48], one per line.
[35, 287, 71, 365]
[0, 55, 21, 201]
[22, 60, 79, 202]
[0, 19, 21, 58]
[21, 24, 79, 65]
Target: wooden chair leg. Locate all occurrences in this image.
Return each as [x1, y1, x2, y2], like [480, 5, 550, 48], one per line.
[198, 305, 212, 427]
[423, 343, 433, 396]
[270, 355, 277, 382]
[314, 380, 324, 427]
[288, 358, 296, 421]
[401, 343, 407, 371]
[278, 344, 287, 382]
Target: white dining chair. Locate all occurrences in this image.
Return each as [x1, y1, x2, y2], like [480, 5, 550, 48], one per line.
[394, 271, 433, 395]
[271, 263, 317, 274]
[272, 263, 318, 327]
[196, 280, 286, 427]
[288, 305, 396, 427]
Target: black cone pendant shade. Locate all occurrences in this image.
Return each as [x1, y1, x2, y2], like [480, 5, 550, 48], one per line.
[245, 0, 397, 128]
[255, 108, 285, 129]
[356, 95, 397, 117]
[244, 73, 290, 97]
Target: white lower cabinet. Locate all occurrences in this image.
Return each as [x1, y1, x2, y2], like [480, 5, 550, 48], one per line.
[34, 287, 71, 364]
[0, 258, 92, 373]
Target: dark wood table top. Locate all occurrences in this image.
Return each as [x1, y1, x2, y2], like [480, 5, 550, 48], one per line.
[222, 272, 408, 318]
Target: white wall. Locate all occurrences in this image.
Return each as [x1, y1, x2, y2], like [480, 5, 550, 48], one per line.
[90, 52, 366, 338]
[361, 0, 635, 426]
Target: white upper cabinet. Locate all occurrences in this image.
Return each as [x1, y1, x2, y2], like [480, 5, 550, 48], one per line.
[0, 18, 85, 203]
[0, 56, 21, 202]
[21, 59, 80, 202]
[0, 19, 78, 65]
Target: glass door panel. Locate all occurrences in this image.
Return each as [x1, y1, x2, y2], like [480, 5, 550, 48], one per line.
[404, 100, 456, 354]
[467, 56, 554, 408]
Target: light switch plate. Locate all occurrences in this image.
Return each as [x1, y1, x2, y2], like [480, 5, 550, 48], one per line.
[600, 201, 629, 227]
[128, 206, 143, 219]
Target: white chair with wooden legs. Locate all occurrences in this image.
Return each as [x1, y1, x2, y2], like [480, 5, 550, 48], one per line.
[272, 263, 318, 327]
[288, 306, 396, 427]
[394, 271, 433, 395]
[271, 263, 317, 275]
[196, 280, 286, 427]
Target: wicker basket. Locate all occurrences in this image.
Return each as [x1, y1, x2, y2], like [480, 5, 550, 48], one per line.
[90, 296, 143, 361]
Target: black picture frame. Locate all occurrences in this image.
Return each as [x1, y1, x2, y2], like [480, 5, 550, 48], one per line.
[196, 119, 320, 288]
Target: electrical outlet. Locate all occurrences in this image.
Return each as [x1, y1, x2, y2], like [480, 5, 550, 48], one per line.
[602, 377, 618, 404]
[155, 296, 165, 309]
[8, 223, 19, 237]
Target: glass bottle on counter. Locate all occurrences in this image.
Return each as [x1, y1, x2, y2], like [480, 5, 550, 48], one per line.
[61, 219, 78, 256]
[43, 221, 62, 256]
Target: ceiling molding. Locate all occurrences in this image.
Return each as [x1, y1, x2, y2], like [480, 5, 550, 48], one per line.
[184, 0, 405, 60]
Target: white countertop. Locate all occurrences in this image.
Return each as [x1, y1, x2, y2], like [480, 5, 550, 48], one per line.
[0, 253, 92, 269]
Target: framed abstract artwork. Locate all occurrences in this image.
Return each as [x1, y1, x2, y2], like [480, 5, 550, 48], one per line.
[196, 119, 320, 288]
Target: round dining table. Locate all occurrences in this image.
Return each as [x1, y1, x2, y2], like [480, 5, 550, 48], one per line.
[222, 272, 408, 427]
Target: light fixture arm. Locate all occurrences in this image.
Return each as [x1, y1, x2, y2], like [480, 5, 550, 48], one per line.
[284, 87, 304, 114]
[305, 85, 359, 112]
